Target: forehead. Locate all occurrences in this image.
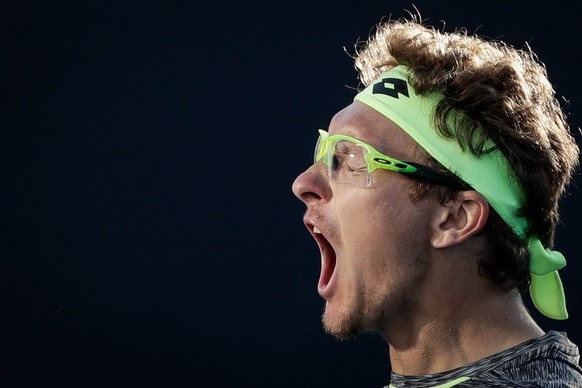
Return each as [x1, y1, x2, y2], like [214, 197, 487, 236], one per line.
[328, 101, 422, 159]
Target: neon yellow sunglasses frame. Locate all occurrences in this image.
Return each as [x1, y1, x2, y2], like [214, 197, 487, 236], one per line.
[314, 129, 471, 190]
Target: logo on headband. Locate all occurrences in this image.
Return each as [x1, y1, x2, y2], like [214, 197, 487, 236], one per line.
[372, 78, 409, 99]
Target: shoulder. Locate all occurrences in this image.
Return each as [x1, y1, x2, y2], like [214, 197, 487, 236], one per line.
[389, 332, 582, 388]
[479, 331, 582, 387]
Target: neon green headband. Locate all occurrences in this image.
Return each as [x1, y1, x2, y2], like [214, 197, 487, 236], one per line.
[354, 65, 568, 320]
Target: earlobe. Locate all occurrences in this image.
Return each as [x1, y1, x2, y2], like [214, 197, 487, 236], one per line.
[431, 191, 489, 248]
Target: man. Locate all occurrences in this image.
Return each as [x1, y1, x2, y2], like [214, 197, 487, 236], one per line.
[292, 16, 582, 386]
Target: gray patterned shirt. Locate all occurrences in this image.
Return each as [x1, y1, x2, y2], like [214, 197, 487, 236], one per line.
[387, 331, 582, 387]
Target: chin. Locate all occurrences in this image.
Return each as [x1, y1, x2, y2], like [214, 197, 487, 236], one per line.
[321, 302, 361, 340]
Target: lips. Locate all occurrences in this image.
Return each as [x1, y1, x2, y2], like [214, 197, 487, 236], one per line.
[310, 224, 337, 299]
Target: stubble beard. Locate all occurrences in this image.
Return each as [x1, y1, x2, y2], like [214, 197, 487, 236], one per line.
[321, 297, 380, 340]
[322, 307, 361, 340]
[321, 291, 392, 340]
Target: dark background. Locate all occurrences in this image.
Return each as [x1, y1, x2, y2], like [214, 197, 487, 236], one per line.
[3, 1, 581, 387]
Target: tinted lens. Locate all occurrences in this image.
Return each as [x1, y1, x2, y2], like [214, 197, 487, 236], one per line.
[328, 139, 371, 186]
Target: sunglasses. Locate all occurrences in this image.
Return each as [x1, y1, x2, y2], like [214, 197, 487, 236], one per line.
[314, 129, 471, 190]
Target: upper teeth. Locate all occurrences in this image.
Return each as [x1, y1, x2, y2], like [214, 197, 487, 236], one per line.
[313, 226, 321, 234]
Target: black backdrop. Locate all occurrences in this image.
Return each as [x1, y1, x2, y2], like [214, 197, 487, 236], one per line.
[3, 1, 582, 387]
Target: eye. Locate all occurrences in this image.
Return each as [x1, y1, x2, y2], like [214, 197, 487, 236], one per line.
[333, 141, 367, 172]
[331, 154, 339, 171]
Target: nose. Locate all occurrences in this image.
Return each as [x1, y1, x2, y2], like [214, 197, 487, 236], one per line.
[292, 163, 331, 205]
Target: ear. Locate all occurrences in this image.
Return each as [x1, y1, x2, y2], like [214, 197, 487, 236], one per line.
[431, 191, 489, 248]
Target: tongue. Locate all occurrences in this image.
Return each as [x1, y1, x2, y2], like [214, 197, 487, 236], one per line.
[318, 243, 336, 295]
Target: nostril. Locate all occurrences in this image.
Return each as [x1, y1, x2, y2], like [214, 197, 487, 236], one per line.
[300, 191, 323, 203]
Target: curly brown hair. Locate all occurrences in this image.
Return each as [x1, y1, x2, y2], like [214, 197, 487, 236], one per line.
[353, 17, 580, 290]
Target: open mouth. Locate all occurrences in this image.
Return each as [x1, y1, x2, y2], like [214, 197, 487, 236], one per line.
[311, 225, 337, 299]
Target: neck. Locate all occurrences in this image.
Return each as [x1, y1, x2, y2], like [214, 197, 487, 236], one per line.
[385, 283, 543, 375]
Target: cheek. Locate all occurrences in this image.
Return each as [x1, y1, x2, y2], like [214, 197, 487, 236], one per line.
[337, 190, 410, 239]
[335, 187, 431, 266]
[334, 191, 402, 261]
[333, 189, 376, 242]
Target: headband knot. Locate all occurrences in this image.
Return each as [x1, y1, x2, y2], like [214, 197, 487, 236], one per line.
[528, 238, 568, 320]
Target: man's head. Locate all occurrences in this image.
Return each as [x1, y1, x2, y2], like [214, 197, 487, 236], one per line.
[293, 101, 477, 339]
[292, 17, 579, 338]
[352, 18, 579, 293]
